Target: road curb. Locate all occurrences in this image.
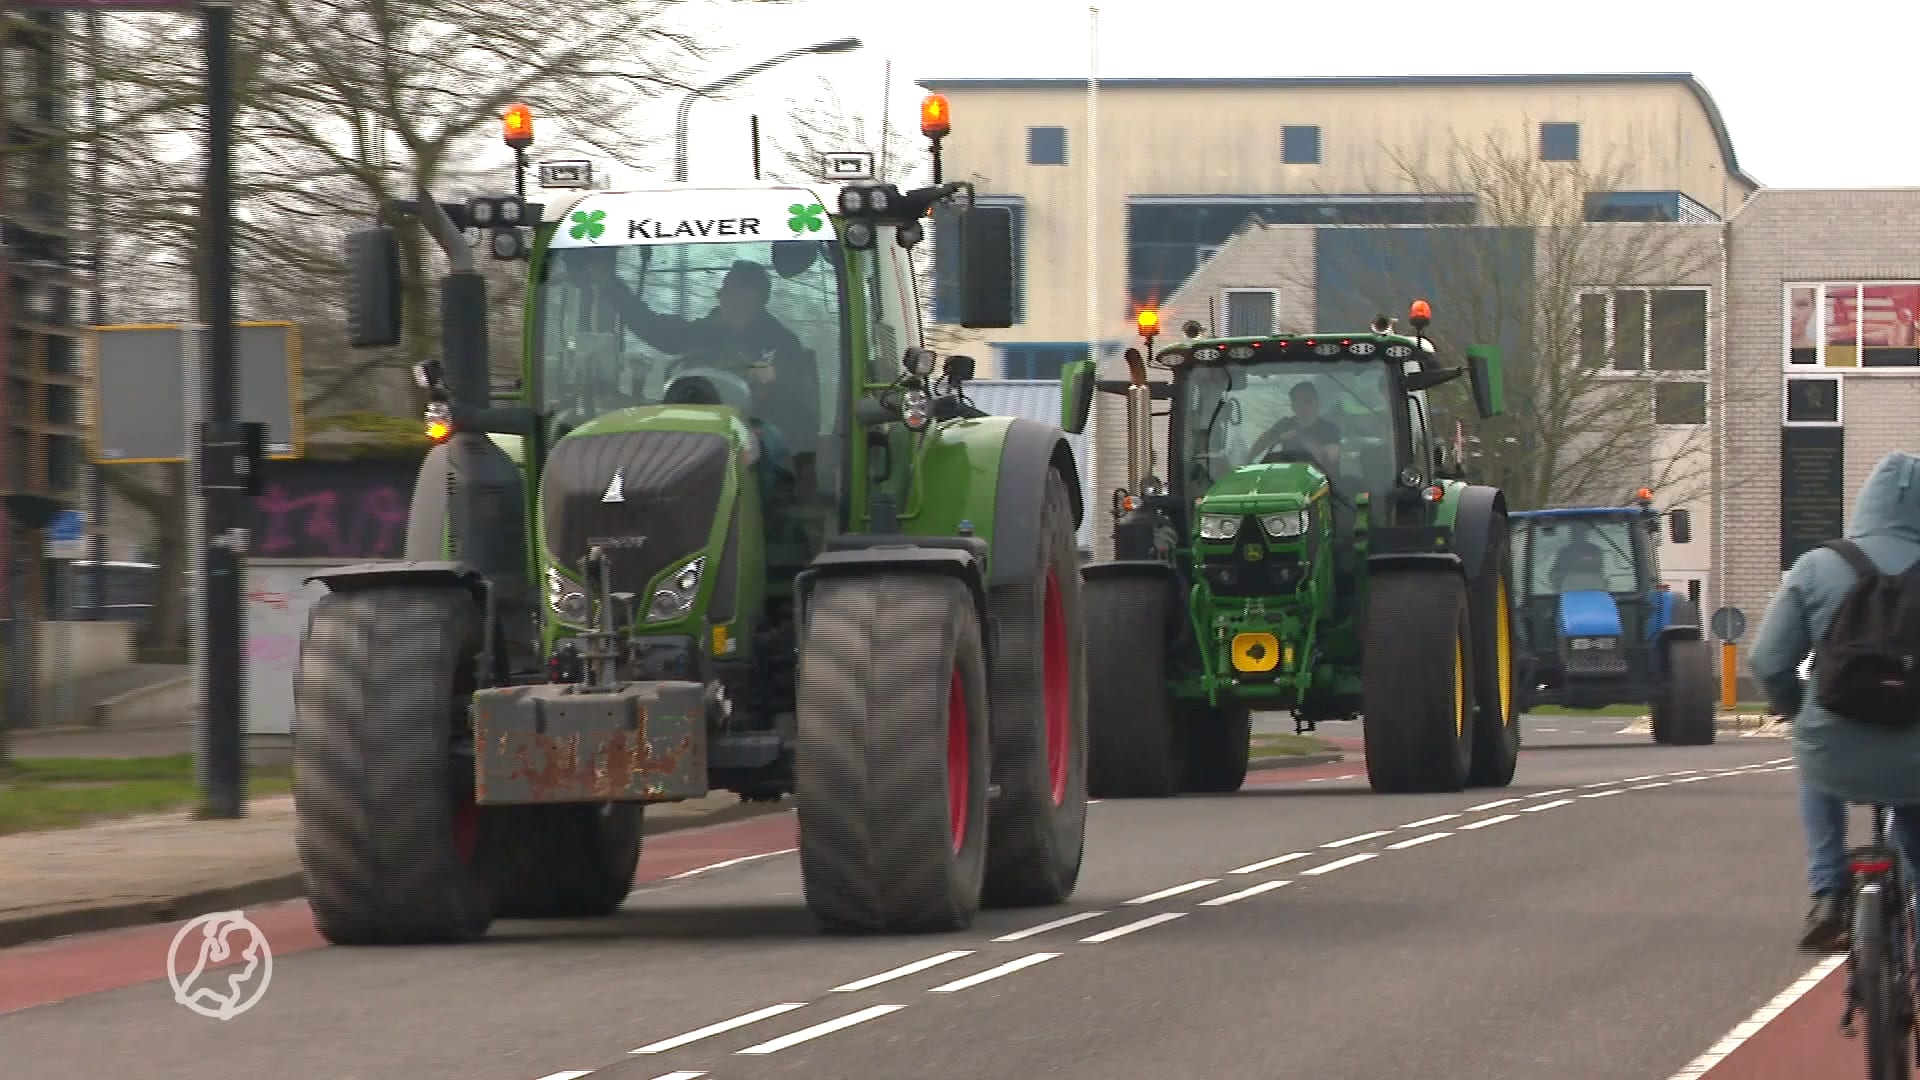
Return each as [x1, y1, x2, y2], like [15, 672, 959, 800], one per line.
[1615, 713, 1773, 736]
[1247, 750, 1345, 771]
[0, 797, 792, 952]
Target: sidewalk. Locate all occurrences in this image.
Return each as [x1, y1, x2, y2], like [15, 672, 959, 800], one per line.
[5, 663, 191, 760]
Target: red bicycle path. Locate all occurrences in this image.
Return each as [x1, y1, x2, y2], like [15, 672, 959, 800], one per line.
[1681, 961, 1860, 1079]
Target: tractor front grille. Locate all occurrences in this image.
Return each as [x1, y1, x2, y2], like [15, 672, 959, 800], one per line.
[541, 430, 731, 599]
[1564, 638, 1628, 675]
[1202, 543, 1307, 598]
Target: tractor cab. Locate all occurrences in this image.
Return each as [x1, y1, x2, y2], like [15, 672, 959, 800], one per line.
[1508, 491, 1695, 709]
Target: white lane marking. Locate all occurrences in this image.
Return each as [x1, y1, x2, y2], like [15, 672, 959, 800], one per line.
[1666, 769, 1701, 777]
[1675, 775, 1712, 784]
[1125, 879, 1219, 905]
[1465, 798, 1519, 811]
[1771, 765, 1796, 772]
[1538, 727, 1560, 732]
[1581, 781, 1617, 789]
[1303, 852, 1379, 875]
[1765, 757, 1791, 765]
[736, 1004, 906, 1055]
[1400, 813, 1459, 829]
[1230, 852, 1311, 874]
[1580, 789, 1624, 799]
[1632, 781, 1672, 790]
[1459, 813, 1517, 830]
[648, 1073, 709, 1080]
[632, 1002, 810, 1054]
[1529, 787, 1574, 798]
[535, 1073, 597, 1080]
[1305, 776, 1331, 782]
[1088, 799, 1103, 805]
[1622, 774, 1659, 783]
[666, 848, 797, 880]
[1200, 880, 1292, 906]
[1386, 832, 1450, 850]
[1522, 798, 1575, 813]
[928, 952, 1060, 993]
[1335, 773, 1359, 780]
[1081, 912, 1187, 942]
[1323, 830, 1392, 848]
[992, 910, 1109, 942]
[831, 951, 973, 992]
[1663, 955, 1846, 1079]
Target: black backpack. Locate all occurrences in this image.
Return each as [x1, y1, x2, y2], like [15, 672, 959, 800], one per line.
[1813, 539, 1920, 727]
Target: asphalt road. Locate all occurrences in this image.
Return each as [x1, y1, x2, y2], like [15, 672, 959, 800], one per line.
[1, 715, 1834, 1080]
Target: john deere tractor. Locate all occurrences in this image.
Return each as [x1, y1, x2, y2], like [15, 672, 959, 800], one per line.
[1059, 302, 1520, 797]
[290, 102, 1091, 945]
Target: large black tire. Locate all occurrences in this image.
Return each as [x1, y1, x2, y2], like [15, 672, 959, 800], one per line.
[1653, 638, 1717, 746]
[478, 803, 644, 919]
[292, 583, 493, 945]
[1084, 574, 1184, 798]
[982, 469, 1088, 908]
[1182, 701, 1252, 794]
[794, 571, 992, 933]
[1361, 569, 1476, 794]
[1465, 517, 1521, 788]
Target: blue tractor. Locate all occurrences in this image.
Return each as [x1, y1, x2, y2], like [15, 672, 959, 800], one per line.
[1508, 491, 1716, 745]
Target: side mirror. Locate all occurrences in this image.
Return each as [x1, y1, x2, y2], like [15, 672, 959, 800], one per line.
[945, 354, 976, 385]
[1060, 358, 1095, 434]
[958, 205, 1015, 329]
[904, 347, 938, 378]
[346, 225, 402, 348]
[1669, 508, 1692, 545]
[1466, 345, 1505, 418]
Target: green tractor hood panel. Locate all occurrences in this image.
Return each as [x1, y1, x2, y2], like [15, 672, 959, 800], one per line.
[1197, 462, 1329, 513]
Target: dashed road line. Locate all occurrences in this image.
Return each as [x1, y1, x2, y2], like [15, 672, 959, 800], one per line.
[1529, 788, 1574, 798]
[1323, 830, 1393, 848]
[1465, 798, 1520, 812]
[736, 1004, 906, 1055]
[1200, 880, 1292, 906]
[647, 1073, 708, 1080]
[928, 952, 1060, 993]
[1522, 798, 1575, 813]
[1631, 781, 1672, 790]
[631, 1002, 810, 1054]
[1664, 955, 1845, 1079]
[1082, 912, 1187, 943]
[1400, 813, 1459, 829]
[992, 910, 1108, 942]
[1303, 852, 1379, 875]
[1459, 813, 1517, 830]
[534, 1072, 597, 1080]
[1579, 789, 1623, 799]
[1386, 832, 1450, 850]
[665, 848, 797, 881]
[1230, 852, 1311, 874]
[1124, 879, 1219, 905]
[832, 951, 973, 992]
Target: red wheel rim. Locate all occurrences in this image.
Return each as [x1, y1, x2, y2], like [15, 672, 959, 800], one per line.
[451, 796, 480, 863]
[1041, 567, 1071, 806]
[947, 666, 969, 853]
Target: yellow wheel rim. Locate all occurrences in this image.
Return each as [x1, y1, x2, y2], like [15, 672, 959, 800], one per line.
[1454, 636, 1466, 738]
[1496, 574, 1514, 725]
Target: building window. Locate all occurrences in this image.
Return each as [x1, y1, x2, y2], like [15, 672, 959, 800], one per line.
[995, 343, 1088, 381]
[1540, 122, 1579, 162]
[1027, 126, 1067, 166]
[1653, 382, 1707, 426]
[1281, 125, 1321, 165]
[1784, 375, 1843, 426]
[1222, 289, 1279, 337]
[1583, 191, 1721, 223]
[931, 196, 1026, 325]
[1785, 282, 1920, 369]
[1577, 287, 1709, 373]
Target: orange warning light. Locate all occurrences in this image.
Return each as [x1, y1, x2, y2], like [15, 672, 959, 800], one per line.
[502, 103, 534, 150]
[1409, 298, 1433, 325]
[920, 94, 951, 139]
[1136, 308, 1160, 338]
[1636, 487, 1654, 502]
[425, 403, 453, 443]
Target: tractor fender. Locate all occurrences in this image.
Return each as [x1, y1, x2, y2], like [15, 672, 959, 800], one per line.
[1081, 559, 1188, 646]
[306, 560, 491, 606]
[1653, 590, 1704, 645]
[988, 417, 1085, 589]
[798, 541, 994, 664]
[405, 443, 454, 560]
[1366, 551, 1466, 577]
[1448, 484, 1509, 580]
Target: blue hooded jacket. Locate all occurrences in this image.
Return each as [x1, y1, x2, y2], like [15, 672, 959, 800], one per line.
[1749, 450, 1920, 807]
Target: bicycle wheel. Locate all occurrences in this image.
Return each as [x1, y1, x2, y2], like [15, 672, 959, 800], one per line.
[1858, 881, 1914, 1080]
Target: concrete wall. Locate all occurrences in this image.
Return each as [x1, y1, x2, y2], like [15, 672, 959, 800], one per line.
[33, 619, 133, 689]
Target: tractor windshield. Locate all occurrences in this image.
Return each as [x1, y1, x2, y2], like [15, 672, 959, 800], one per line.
[1179, 359, 1397, 496]
[1523, 518, 1639, 596]
[534, 237, 847, 469]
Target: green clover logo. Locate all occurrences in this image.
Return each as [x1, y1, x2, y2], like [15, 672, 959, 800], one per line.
[569, 208, 606, 241]
[787, 202, 826, 234]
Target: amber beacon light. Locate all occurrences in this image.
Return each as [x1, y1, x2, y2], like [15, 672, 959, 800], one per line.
[502, 103, 534, 150]
[1136, 307, 1160, 340]
[920, 94, 950, 139]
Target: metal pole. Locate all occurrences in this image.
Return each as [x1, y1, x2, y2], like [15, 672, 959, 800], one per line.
[198, 0, 245, 817]
[673, 39, 862, 184]
[749, 114, 761, 180]
[85, 8, 107, 621]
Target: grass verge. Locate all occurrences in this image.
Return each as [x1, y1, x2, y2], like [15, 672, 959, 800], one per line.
[1528, 702, 1771, 718]
[1248, 732, 1340, 757]
[0, 754, 292, 836]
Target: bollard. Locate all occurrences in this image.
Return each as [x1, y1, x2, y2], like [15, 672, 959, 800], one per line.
[1721, 642, 1739, 710]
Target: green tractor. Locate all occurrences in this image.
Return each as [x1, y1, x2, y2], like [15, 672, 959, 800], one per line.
[1059, 301, 1520, 797]
[290, 120, 1090, 944]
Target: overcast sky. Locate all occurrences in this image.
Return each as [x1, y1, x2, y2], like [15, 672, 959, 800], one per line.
[647, 0, 1919, 192]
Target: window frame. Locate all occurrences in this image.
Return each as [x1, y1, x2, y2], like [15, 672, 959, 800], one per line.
[1539, 121, 1580, 162]
[1782, 373, 1845, 428]
[1027, 126, 1068, 167]
[1781, 280, 1920, 373]
[1575, 285, 1712, 379]
[1220, 287, 1280, 338]
[1281, 125, 1321, 165]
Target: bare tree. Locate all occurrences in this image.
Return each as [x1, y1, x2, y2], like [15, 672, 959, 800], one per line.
[1285, 128, 1725, 510]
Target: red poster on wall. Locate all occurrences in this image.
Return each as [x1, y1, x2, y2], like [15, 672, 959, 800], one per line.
[1862, 284, 1920, 347]
[1826, 284, 1860, 346]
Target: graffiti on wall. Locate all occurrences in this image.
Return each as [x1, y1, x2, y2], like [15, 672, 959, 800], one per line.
[251, 458, 421, 560]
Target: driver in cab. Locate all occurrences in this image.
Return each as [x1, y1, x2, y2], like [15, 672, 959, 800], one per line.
[1247, 380, 1342, 476]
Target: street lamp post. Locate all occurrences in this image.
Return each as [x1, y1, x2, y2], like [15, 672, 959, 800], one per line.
[673, 36, 862, 183]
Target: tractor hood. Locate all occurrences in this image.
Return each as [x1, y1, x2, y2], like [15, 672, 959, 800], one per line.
[1196, 461, 1330, 516]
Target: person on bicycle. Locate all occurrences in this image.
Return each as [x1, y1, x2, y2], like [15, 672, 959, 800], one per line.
[1749, 449, 1920, 952]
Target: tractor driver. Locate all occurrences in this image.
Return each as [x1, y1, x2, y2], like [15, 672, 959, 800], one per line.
[1552, 522, 1612, 592]
[1248, 380, 1343, 477]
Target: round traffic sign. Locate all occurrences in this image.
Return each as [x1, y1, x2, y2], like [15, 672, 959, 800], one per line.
[1710, 606, 1747, 643]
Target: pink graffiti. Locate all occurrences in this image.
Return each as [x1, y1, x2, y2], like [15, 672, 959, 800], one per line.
[255, 483, 408, 559]
[247, 591, 289, 609]
[247, 634, 297, 666]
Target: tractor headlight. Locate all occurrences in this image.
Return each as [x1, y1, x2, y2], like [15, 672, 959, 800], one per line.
[1569, 636, 1617, 651]
[1199, 514, 1240, 541]
[1260, 510, 1309, 539]
[545, 565, 590, 626]
[647, 557, 705, 623]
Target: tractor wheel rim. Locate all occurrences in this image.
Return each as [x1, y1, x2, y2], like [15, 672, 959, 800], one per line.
[947, 666, 970, 853]
[451, 796, 480, 864]
[1496, 573, 1514, 725]
[1042, 567, 1071, 806]
[1454, 636, 1466, 739]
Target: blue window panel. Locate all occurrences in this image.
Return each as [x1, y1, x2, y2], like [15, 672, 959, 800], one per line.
[1540, 122, 1579, 162]
[1028, 126, 1068, 166]
[994, 342, 1087, 381]
[932, 198, 1026, 325]
[1583, 190, 1725, 224]
[1281, 125, 1321, 165]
